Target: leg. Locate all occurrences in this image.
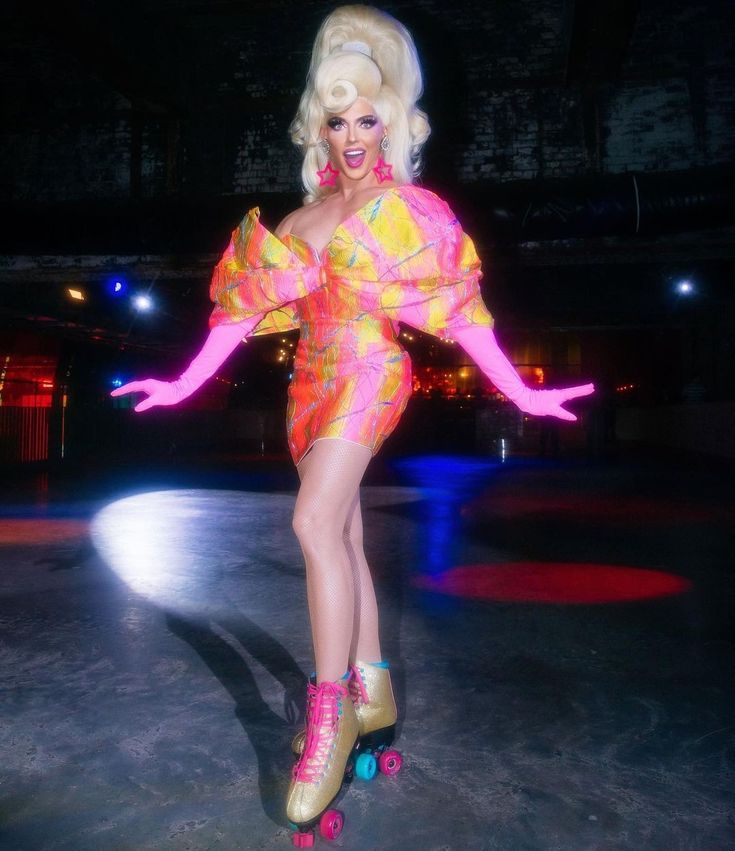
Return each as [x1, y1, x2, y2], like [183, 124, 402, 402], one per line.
[289, 474, 398, 766]
[343, 493, 383, 663]
[293, 438, 372, 685]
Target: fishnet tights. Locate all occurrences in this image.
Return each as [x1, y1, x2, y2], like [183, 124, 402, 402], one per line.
[294, 438, 382, 684]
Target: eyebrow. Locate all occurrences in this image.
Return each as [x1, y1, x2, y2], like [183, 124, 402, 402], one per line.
[329, 114, 377, 121]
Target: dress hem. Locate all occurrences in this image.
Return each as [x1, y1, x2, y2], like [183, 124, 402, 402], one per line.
[294, 436, 375, 467]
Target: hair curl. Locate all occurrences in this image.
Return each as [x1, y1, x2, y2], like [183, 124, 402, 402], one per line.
[290, 5, 431, 204]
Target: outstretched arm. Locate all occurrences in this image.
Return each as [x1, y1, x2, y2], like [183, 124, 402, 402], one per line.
[110, 317, 258, 412]
[451, 324, 594, 421]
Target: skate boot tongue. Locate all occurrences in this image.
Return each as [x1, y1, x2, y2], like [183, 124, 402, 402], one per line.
[292, 680, 348, 783]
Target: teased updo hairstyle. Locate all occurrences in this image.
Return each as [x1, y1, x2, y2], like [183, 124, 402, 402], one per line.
[290, 4, 431, 204]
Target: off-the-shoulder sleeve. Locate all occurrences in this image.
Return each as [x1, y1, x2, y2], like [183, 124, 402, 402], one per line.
[338, 187, 494, 339]
[208, 207, 322, 335]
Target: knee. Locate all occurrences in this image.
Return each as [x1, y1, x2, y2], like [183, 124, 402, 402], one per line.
[291, 506, 313, 544]
[292, 504, 337, 552]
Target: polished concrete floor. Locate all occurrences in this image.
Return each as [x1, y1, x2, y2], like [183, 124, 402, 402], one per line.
[1, 448, 733, 850]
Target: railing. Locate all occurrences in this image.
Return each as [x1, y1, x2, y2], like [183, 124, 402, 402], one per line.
[0, 407, 50, 463]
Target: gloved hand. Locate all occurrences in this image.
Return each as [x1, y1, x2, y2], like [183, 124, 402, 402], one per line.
[451, 324, 594, 421]
[110, 320, 253, 412]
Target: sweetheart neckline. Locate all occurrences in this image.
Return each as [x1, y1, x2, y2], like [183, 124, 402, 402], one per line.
[279, 185, 402, 259]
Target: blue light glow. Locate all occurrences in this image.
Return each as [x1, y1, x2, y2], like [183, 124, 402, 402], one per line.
[392, 455, 501, 576]
[393, 455, 500, 498]
[675, 279, 694, 296]
[107, 277, 128, 297]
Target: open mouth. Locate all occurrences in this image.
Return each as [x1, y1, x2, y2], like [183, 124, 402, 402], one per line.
[344, 149, 366, 169]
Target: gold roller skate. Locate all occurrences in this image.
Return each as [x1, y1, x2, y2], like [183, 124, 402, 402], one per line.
[287, 678, 359, 847]
[291, 661, 403, 783]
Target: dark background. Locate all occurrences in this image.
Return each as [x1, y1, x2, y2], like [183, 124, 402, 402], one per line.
[1, 0, 734, 462]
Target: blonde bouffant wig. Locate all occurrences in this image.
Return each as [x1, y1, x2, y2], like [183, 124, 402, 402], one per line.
[290, 5, 431, 204]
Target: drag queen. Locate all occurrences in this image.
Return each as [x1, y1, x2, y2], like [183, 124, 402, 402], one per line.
[112, 5, 593, 844]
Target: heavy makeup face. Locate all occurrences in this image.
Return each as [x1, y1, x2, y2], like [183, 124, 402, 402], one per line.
[322, 97, 387, 183]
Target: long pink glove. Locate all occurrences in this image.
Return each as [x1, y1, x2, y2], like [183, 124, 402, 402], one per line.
[110, 320, 254, 412]
[451, 325, 594, 421]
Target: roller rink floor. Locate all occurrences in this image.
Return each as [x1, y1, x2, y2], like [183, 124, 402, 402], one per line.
[1, 448, 733, 851]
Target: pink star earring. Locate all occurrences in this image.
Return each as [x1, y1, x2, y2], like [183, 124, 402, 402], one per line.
[373, 135, 392, 183]
[316, 139, 338, 187]
[317, 161, 339, 187]
[372, 157, 393, 183]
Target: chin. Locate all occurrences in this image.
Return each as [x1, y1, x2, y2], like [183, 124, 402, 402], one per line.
[341, 166, 372, 181]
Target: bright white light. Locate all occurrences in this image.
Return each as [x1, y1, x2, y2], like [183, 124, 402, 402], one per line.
[133, 294, 153, 311]
[675, 279, 694, 295]
[90, 487, 420, 616]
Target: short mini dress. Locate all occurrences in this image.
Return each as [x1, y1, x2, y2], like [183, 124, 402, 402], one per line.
[208, 184, 494, 465]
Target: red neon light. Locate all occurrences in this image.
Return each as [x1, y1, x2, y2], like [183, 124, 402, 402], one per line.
[413, 562, 692, 604]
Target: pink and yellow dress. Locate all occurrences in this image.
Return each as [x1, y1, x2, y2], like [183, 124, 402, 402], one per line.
[208, 184, 494, 465]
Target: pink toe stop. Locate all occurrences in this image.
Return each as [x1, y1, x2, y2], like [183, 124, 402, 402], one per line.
[292, 830, 314, 847]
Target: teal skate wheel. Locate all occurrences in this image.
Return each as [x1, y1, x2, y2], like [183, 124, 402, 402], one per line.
[355, 752, 377, 780]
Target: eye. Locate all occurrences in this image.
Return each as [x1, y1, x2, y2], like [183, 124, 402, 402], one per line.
[360, 116, 377, 128]
[327, 118, 344, 130]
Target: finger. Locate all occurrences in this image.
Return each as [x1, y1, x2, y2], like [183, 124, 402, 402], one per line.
[134, 398, 156, 413]
[111, 381, 147, 397]
[563, 383, 595, 399]
[555, 407, 577, 422]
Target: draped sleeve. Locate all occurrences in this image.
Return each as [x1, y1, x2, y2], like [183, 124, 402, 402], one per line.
[208, 207, 323, 335]
[328, 186, 494, 339]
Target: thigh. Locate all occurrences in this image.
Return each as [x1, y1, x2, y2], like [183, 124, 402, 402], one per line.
[294, 438, 372, 528]
[305, 454, 363, 542]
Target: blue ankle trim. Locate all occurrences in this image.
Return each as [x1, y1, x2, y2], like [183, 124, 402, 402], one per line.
[368, 660, 390, 669]
[310, 670, 351, 680]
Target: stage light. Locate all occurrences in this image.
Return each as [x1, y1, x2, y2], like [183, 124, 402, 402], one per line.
[675, 279, 694, 295]
[111, 377, 123, 389]
[106, 277, 128, 297]
[67, 287, 85, 301]
[133, 294, 153, 312]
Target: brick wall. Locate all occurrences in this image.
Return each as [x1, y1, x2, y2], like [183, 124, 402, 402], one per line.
[1, 0, 732, 202]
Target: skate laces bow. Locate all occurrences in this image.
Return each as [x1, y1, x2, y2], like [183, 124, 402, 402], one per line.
[293, 680, 347, 782]
[349, 664, 369, 705]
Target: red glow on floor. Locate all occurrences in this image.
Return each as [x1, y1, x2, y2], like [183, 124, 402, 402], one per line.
[0, 519, 89, 545]
[413, 562, 692, 604]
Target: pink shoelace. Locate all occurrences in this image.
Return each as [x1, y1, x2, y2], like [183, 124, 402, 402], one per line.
[292, 680, 347, 783]
[348, 664, 369, 706]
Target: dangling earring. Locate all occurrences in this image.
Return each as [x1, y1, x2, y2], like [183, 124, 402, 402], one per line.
[373, 157, 393, 183]
[317, 161, 339, 186]
[316, 139, 338, 187]
[373, 135, 392, 183]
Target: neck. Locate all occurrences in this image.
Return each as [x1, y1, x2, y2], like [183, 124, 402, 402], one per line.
[334, 174, 393, 201]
